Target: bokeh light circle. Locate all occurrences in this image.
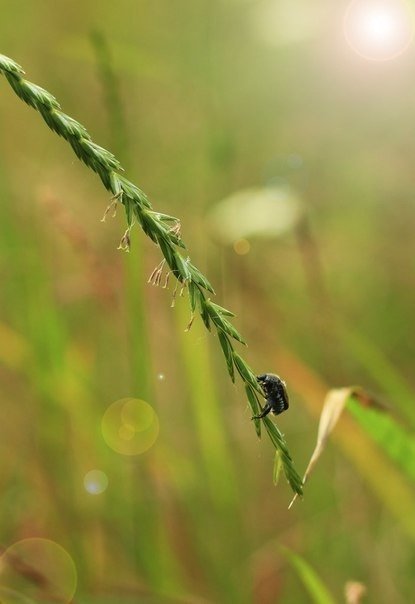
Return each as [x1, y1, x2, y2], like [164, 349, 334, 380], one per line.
[0, 538, 77, 604]
[0, 587, 34, 603]
[83, 469, 108, 495]
[233, 239, 251, 255]
[101, 398, 159, 456]
[344, 0, 414, 61]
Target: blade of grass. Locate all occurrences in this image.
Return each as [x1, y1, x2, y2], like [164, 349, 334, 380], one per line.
[91, 36, 184, 592]
[340, 325, 415, 426]
[175, 301, 250, 602]
[280, 547, 336, 604]
[175, 301, 238, 506]
[348, 396, 415, 483]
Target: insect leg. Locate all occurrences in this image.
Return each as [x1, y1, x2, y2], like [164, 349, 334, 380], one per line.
[251, 400, 273, 420]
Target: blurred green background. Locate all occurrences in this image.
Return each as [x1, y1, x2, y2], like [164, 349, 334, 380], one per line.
[1, 0, 415, 602]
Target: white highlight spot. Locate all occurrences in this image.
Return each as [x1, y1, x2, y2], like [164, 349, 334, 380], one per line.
[84, 469, 108, 495]
[344, 0, 414, 61]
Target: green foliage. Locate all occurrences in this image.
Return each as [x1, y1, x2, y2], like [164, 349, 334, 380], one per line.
[348, 397, 415, 483]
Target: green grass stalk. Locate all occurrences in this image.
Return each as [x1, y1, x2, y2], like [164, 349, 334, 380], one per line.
[0, 52, 302, 496]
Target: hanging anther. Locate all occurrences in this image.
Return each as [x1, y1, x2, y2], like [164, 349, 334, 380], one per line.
[185, 313, 195, 332]
[117, 225, 132, 252]
[101, 192, 122, 222]
[168, 221, 182, 239]
[148, 259, 166, 286]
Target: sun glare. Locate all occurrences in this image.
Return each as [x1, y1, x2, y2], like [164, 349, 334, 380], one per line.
[344, 0, 414, 60]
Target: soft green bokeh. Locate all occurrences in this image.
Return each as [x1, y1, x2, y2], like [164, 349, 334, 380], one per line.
[1, 1, 415, 602]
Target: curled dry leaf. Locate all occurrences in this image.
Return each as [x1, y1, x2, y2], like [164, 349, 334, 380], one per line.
[289, 387, 355, 509]
[289, 385, 386, 509]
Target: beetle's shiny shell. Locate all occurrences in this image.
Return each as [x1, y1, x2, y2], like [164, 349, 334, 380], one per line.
[257, 373, 289, 415]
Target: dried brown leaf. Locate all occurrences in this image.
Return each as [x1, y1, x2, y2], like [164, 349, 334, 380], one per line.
[289, 387, 355, 509]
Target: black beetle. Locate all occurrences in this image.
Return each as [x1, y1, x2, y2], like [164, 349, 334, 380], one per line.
[252, 373, 289, 419]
